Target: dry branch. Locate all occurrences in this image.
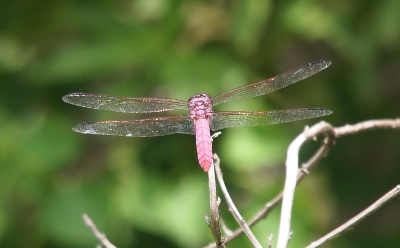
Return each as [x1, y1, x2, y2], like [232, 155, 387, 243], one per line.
[204, 118, 400, 248]
[83, 213, 116, 248]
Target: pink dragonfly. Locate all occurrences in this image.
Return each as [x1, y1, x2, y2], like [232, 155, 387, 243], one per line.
[63, 60, 332, 172]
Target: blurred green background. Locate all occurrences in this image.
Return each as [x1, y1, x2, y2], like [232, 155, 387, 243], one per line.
[1, 0, 399, 247]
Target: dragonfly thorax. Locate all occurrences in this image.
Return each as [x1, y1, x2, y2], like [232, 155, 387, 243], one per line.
[188, 94, 213, 120]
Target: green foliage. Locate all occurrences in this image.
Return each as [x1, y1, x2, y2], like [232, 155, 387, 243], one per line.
[0, 0, 399, 247]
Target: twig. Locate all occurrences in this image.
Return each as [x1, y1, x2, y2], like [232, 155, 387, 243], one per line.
[203, 122, 335, 248]
[277, 122, 335, 248]
[334, 118, 400, 136]
[203, 118, 400, 248]
[305, 185, 400, 248]
[83, 213, 116, 248]
[214, 154, 263, 248]
[278, 119, 400, 247]
[207, 135, 225, 248]
[276, 131, 306, 248]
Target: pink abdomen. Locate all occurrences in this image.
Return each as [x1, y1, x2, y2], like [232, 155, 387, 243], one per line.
[195, 119, 213, 172]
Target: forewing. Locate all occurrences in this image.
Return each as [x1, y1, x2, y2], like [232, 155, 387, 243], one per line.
[211, 108, 332, 130]
[212, 60, 331, 106]
[73, 115, 195, 137]
[62, 93, 188, 113]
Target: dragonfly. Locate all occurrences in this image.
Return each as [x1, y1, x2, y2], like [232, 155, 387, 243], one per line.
[63, 60, 332, 172]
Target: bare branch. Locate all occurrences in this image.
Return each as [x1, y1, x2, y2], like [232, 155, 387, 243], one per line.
[214, 154, 263, 248]
[334, 118, 400, 137]
[277, 122, 335, 248]
[203, 118, 400, 248]
[83, 213, 117, 248]
[207, 162, 225, 248]
[305, 185, 400, 248]
[276, 130, 306, 248]
[207, 137, 226, 248]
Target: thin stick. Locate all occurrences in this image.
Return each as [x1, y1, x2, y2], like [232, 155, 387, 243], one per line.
[277, 122, 335, 248]
[207, 136, 225, 248]
[214, 154, 263, 248]
[305, 185, 400, 248]
[276, 132, 306, 248]
[334, 119, 400, 137]
[83, 213, 116, 248]
[203, 118, 400, 248]
[203, 123, 335, 248]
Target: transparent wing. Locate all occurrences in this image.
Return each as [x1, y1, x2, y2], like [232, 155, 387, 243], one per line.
[62, 93, 188, 113]
[73, 115, 195, 137]
[210, 108, 332, 130]
[212, 60, 331, 106]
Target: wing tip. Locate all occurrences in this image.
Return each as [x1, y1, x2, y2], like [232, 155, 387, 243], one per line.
[308, 107, 333, 116]
[62, 92, 85, 103]
[308, 60, 332, 69]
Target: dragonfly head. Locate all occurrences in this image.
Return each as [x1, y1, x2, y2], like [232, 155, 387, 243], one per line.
[188, 94, 213, 120]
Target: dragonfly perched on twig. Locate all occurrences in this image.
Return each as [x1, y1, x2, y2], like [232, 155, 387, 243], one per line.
[63, 60, 332, 172]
